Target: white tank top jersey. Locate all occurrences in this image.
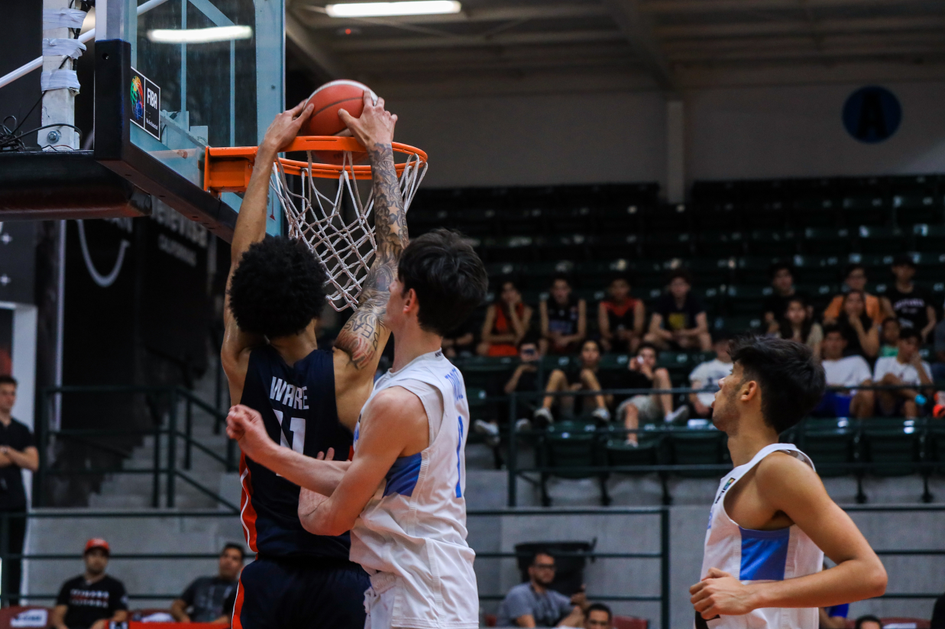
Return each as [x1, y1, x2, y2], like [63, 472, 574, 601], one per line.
[697, 443, 825, 629]
[350, 349, 479, 629]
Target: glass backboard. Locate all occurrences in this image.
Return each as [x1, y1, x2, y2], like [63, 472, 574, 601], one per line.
[98, 0, 283, 235]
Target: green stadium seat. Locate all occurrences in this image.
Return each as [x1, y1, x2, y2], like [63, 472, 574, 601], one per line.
[860, 419, 922, 477]
[501, 207, 546, 236]
[456, 356, 517, 391]
[548, 206, 597, 234]
[803, 227, 853, 255]
[928, 421, 945, 475]
[597, 204, 643, 233]
[799, 418, 856, 478]
[535, 234, 591, 262]
[479, 235, 537, 263]
[792, 255, 843, 284]
[913, 224, 945, 252]
[840, 194, 888, 226]
[793, 196, 840, 227]
[726, 285, 771, 316]
[733, 256, 779, 284]
[452, 208, 500, 237]
[540, 422, 609, 505]
[641, 231, 692, 258]
[606, 436, 663, 473]
[644, 203, 690, 232]
[598, 354, 631, 372]
[857, 226, 905, 254]
[743, 199, 789, 229]
[893, 193, 943, 226]
[696, 231, 745, 257]
[712, 316, 762, 335]
[746, 230, 798, 256]
[669, 429, 729, 478]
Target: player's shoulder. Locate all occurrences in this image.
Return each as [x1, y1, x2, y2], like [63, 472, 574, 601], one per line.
[367, 386, 424, 414]
[754, 448, 817, 490]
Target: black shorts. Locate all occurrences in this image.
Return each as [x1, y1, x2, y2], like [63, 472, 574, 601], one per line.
[234, 556, 370, 629]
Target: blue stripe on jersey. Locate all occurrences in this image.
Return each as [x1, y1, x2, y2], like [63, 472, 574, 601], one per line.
[455, 416, 464, 498]
[384, 453, 423, 497]
[739, 527, 790, 581]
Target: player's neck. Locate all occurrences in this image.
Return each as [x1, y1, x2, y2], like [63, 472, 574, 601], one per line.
[726, 419, 779, 467]
[895, 280, 913, 292]
[0, 411, 11, 426]
[391, 325, 443, 372]
[269, 326, 318, 364]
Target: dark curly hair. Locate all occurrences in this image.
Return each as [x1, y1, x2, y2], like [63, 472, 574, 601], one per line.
[398, 229, 488, 336]
[228, 237, 328, 338]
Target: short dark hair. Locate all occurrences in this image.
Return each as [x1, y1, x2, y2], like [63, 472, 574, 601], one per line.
[899, 328, 921, 343]
[882, 317, 900, 328]
[552, 273, 572, 287]
[610, 275, 631, 286]
[822, 324, 845, 339]
[397, 229, 488, 336]
[769, 261, 794, 279]
[585, 603, 612, 623]
[844, 263, 866, 279]
[729, 335, 826, 434]
[636, 342, 658, 356]
[519, 332, 540, 348]
[892, 254, 916, 269]
[667, 269, 692, 284]
[854, 615, 883, 629]
[0, 375, 17, 388]
[221, 543, 245, 560]
[530, 549, 554, 565]
[228, 237, 328, 339]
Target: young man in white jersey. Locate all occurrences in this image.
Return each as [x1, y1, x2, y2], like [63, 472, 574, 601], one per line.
[226, 96, 489, 629]
[690, 335, 886, 629]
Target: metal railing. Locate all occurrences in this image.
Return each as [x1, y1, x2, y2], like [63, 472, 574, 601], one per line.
[37, 386, 237, 511]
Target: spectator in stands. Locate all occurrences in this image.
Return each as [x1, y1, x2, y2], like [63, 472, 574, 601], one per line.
[819, 603, 849, 629]
[598, 276, 645, 354]
[52, 539, 128, 629]
[474, 336, 542, 438]
[533, 340, 611, 426]
[884, 255, 937, 343]
[442, 318, 476, 358]
[836, 291, 880, 359]
[776, 297, 823, 359]
[874, 328, 934, 419]
[854, 615, 883, 629]
[170, 543, 244, 623]
[813, 325, 874, 419]
[823, 264, 889, 328]
[540, 275, 586, 355]
[0, 374, 38, 605]
[478, 280, 534, 357]
[616, 343, 687, 445]
[644, 270, 711, 352]
[689, 334, 734, 419]
[763, 262, 808, 333]
[496, 550, 588, 628]
[880, 317, 901, 358]
[583, 603, 612, 629]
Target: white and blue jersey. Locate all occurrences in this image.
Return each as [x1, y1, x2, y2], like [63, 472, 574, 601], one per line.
[350, 349, 479, 629]
[697, 443, 824, 629]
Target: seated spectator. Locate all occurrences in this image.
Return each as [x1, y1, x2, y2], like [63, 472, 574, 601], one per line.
[874, 328, 934, 418]
[475, 337, 541, 439]
[763, 262, 808, 333]
[533, 340, 611, 426]
[813, 326, 874, 419]
[479, 280, 533, 357]
[496, 550, 587, 628]
[616, 343, 687, 445]
[442, 317, 476, 358]
[598, 276, 645, 354]
[51, 539, 128, 629]
[819, 603, 849, 629]
[776, 297, 823, 359]
[689, 334, 734, 419]
[836, 291, 880, 359]
[855, 615, 883, 629]
[540, 275, 586, 355]
[884, 254, 937, 343]
[880, 317, 901, 358]
[644, 270, 711, 351]
[823, 264, 890, 328]
[171, 543, 244, 623]
[583, 603, 612, 629]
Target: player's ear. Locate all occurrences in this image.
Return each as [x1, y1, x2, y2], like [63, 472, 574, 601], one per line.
[740, 380, 759, 403]
[403, 287, 418, 314]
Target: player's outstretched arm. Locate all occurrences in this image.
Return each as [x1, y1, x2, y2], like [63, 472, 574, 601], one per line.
[221, 101, 314, 404]
[691, 454, 886, 619]
[332, 93, 408, 429]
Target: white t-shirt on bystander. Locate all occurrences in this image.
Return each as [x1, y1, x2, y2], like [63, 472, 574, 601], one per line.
[873, 356, 933, 386]
[822, 356, 872, 388]
[689, 359, 734, 407]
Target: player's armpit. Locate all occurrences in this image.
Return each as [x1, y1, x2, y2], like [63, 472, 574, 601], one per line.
[747, 454, 887, 608]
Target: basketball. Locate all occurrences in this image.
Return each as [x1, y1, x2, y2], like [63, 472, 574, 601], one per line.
[301, 80, 378, 164]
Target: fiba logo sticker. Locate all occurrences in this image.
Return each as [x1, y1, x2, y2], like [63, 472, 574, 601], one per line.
[130, 68, 161, 140]
[843, 86, 902, 144]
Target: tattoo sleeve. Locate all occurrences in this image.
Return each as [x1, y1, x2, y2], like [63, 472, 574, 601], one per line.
[334, 143, 407, 370]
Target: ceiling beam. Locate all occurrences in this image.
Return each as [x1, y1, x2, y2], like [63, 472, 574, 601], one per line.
[285, 11, 348, 81]
[330, 30, 626, 52]
[604, 0, 678, 92]
[296, 4, 611, 28]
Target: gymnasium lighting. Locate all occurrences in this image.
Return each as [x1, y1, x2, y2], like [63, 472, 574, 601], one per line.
[325, 1, 462, 18]
[147, 25, 253, 44]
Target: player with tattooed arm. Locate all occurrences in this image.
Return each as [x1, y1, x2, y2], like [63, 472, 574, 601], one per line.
[220, 93, 407, 629]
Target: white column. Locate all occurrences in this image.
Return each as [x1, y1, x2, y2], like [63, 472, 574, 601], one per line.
[40, 0, 80, 150]
[666, 98, 685, 205]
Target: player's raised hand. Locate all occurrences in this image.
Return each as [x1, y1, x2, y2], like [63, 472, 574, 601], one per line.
[226, 404, 275, 462]
[338, 91, 397, 150]
[690, 567, 756, 619]
[259, 100, 315, 157]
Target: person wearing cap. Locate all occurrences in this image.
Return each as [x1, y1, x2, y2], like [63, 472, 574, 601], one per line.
[883, 255, 937, 344]
[51, 539, 128, 629]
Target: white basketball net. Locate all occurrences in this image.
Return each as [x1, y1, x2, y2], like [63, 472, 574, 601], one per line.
[269, 150, 427, 311]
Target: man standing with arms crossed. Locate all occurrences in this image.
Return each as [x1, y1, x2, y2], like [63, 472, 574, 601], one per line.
[690, 336, 886, 629]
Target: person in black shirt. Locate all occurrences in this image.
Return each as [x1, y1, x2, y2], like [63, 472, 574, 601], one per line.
[644, 270, 711, 351]
[473, 337, 542, 442]
[52, 539, 128, 629]
[539, 275, 586, 355]
[762, 262, 809, 333]
[615, 343, 686, 445]
[171, 543, 244, 623]
[533, 340, 611, 426]
[0, 375, 38, 605]
[884, 255, 937, 343]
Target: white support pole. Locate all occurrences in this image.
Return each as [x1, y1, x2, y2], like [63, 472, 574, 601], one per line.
[40, 0, 80, 150]
[666, 98, 685, 205]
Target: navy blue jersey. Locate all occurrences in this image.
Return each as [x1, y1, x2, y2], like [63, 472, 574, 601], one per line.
[238, 344, 353, 560]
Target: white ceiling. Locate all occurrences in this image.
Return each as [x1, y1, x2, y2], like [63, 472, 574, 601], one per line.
[285, 0, 945, 96]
